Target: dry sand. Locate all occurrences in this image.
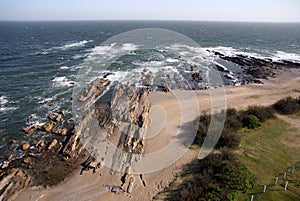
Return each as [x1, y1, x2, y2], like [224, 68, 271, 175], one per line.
[15, 68, 300, 201]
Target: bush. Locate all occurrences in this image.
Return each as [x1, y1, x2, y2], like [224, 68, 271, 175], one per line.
[244, 105, 275, 122]
[194, 105, 275, 149]
[167, 150, 256, 201]
[243, 114, 261, 129]
[273, 96, 300, 114]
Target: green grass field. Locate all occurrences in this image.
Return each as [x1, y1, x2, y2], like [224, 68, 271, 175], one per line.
[237, 117, 300, 201]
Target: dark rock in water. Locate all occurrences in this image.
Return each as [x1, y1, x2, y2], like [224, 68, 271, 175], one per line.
[214, 64, 230, 73]
[213, 50, 300, 83]
[191, 72, 203, 82]
[0, 168, 30, 201]
[23, 125, 39, 134]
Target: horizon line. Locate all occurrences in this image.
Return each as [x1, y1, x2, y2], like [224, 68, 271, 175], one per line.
[1, 19, 300, 23]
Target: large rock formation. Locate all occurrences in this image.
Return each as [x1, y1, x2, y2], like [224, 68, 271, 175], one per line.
[0, 168, 30, 201]
[62, 71, 152, 176]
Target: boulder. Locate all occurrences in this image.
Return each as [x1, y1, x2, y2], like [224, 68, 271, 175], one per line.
[43, 122, 56, 132]
[21, 143, 30, 151]
[23, 126, 36, 134]
[48, 139, 58, 150]
[48, 113, 58, 120]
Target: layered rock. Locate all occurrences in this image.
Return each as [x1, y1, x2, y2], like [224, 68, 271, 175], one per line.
[0, 168, 30, 201]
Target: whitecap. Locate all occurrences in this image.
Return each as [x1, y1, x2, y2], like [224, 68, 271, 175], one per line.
[38, 97, 54, 104]
[59, 66, 70, 70]
[59, 40, 93, 51]
[272, 51, 300, 63]
[0, 96, 8, 105]
[166, 58, 180, 63]
[0, 106, 19, 112]
[122, 43, 139, 51]
[52, 76, 76, 87]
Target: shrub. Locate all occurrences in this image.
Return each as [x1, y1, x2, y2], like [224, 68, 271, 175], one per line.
[273, 96, 300, 114]
[167, 150, 256, 201]
[243, 114, 261, 129]
[245, 105, 275, 122]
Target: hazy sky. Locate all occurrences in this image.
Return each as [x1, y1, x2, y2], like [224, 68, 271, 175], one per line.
[0, 0, 300, 22]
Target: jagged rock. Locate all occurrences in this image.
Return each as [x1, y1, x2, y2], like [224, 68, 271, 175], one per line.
[37, 140, 46, 148]
[56, 115, 62, 122]
[43, 122, 56, 132]
[0, 168, 30, 201]
[142, 71, 153, 86]
[48, 139, 58, 150]
[74, 77, 110, 111]
[23, 126, 36, 134]
[21, 143, 30, 151]
[48, 113, 58, 120]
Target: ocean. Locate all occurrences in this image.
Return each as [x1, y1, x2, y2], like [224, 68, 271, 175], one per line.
[1, 21, 300, 157]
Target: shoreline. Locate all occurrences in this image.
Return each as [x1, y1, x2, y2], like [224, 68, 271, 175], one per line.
[12, 68, 300, 201]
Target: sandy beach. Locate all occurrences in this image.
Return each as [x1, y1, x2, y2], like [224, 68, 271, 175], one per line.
[14, 68, 300, 201]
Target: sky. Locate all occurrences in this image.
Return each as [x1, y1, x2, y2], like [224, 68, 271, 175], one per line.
[0, 0, 300, 22]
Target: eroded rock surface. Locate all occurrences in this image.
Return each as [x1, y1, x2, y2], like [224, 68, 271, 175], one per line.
[0, 168, 30, 201]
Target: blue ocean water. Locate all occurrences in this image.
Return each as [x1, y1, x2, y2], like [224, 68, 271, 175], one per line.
[0, 21, 300, 155]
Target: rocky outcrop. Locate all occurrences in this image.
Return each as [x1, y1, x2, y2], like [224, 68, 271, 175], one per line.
[62, 70, 151, 179]
[0, 168, 30, 201]
[212, 51, 300, 83]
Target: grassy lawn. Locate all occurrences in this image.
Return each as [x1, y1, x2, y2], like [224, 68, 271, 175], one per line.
[237, 117, 300, 201]
[155, 116, 300, 201]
